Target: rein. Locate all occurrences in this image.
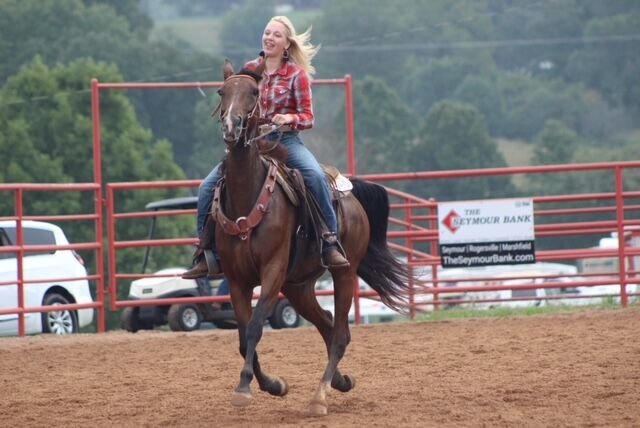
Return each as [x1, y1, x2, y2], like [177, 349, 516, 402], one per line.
[250, 124, 286, 145]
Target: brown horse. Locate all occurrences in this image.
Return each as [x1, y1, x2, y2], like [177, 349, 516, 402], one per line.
[213, 60, 416, 416]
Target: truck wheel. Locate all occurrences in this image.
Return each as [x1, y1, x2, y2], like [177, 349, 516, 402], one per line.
[120, 307, 140, 333]
[168, 304, 202, 332]
[269, 300, 301, 329]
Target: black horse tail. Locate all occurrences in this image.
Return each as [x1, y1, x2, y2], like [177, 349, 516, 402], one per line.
[350, 179, 413, 313]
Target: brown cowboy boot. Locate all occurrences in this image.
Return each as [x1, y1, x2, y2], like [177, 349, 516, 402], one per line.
[182, 214, 222, 279]
[182, 247, 222, 279]
[322, 233, 350, 269]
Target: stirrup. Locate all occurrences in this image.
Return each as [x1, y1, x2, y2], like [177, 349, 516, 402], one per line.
[202, 249, 222, 275]
[182, 249, 222, 279]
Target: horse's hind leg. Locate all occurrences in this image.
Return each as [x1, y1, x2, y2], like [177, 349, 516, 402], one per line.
[283, 281, 355, 393]
[283, 273, 356, 416]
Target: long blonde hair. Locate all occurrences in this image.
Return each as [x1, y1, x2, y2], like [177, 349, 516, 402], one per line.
[269, 15, 320, 75]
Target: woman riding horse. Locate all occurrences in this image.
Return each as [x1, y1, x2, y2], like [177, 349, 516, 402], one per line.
[183, 15, 348, 279]
[183, 16, 418, 417]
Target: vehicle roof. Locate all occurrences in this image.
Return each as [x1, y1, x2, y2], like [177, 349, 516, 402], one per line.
[0, 220, 62, 232]
[144, 196, 198, 211]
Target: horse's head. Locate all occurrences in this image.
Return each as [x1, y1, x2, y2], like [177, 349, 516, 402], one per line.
[216, 60, 265, 145]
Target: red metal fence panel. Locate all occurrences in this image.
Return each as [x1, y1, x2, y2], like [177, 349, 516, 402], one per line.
[0, 183, 106, 335]
[3, 77, 639, 336]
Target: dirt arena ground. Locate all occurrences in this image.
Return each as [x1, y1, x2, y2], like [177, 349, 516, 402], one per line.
[1, 307, 639, 427]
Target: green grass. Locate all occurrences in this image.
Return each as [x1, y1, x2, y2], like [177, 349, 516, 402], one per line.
[496, 138, 535, 167]
[415, 300, 624, 322]
[495, 138, 535, 189]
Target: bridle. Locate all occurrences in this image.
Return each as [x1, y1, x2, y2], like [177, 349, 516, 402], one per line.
[213, 74, 261, 148]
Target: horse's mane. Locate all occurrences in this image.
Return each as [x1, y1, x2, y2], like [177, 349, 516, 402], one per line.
[237, 68, 262, 83]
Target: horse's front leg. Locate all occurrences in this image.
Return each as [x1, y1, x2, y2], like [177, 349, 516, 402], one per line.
[231, 274, 288, 407]
[229, 283, 255, 406]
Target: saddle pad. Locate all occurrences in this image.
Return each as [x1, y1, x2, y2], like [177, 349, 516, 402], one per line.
[275, 172, 300, 206]
[322, 164, 353, 195]
[332, 173, 353, 193]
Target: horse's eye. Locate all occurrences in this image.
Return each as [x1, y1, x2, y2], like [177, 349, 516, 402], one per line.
[252, 88, 259, 96]
[217, 88, 223, 96]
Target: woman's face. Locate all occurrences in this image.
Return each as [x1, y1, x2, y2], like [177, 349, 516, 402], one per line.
[262, 21, 290, 59]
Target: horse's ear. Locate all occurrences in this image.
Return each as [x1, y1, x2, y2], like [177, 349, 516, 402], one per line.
[223, 59, 234, 80]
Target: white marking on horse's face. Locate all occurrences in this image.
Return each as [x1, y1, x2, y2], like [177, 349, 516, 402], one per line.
[224, 100, 235, 135]
[220, 79, 258, 143]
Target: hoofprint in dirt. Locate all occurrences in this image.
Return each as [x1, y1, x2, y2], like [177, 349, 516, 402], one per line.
[1, 308, 638, 427]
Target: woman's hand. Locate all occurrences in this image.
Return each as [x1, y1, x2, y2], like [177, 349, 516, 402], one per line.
[272, 113, 295, 125]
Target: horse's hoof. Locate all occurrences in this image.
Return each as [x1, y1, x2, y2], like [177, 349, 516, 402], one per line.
[332, 374, 356, 392]
[308, 401, 328, 417]
[274, 377, 289, 397]
[231, 391, 254, 407]
[260, 376, 289, 396]
[345, 374, 356, 390]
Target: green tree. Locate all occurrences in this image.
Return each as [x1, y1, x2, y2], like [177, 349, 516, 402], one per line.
[335, 76, 417, 174]
[497, 72, 586, 139]
[406, 101, 514, 200]
[0, 58, 194, 328]
[452, 74, 503, 135]
[316, 0, 494, 86]
[490, 0, 584, 77]
[0, 0, 222, 174]
[315, 0, 404, 81]
[532, 120, 578, 165]
[487, 0, 640, 76]
[0, 0, 135, 83]
[403, 56, 476, 115]
[82, 0, 153, 38]
[572, 131, 640, 195]
[522, 129, 640, 253]
[188, 96, 227, 179]
[525, 119, 581, 197]
[567, 13, 640, 113]
[141, 0, 237, 19]
[218, 0, 276, 65]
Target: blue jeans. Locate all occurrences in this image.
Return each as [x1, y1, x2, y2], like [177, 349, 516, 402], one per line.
[196, 164, 222, 236]
[196, 131, 338, 244]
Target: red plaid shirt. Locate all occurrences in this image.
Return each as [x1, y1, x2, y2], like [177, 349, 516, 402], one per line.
[244, 58, 314, 130]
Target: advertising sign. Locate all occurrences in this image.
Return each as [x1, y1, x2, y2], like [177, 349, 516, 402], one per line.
[438, 198, 535, 268]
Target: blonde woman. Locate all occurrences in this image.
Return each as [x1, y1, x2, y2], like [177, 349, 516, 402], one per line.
[184, 16, 349, 279]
